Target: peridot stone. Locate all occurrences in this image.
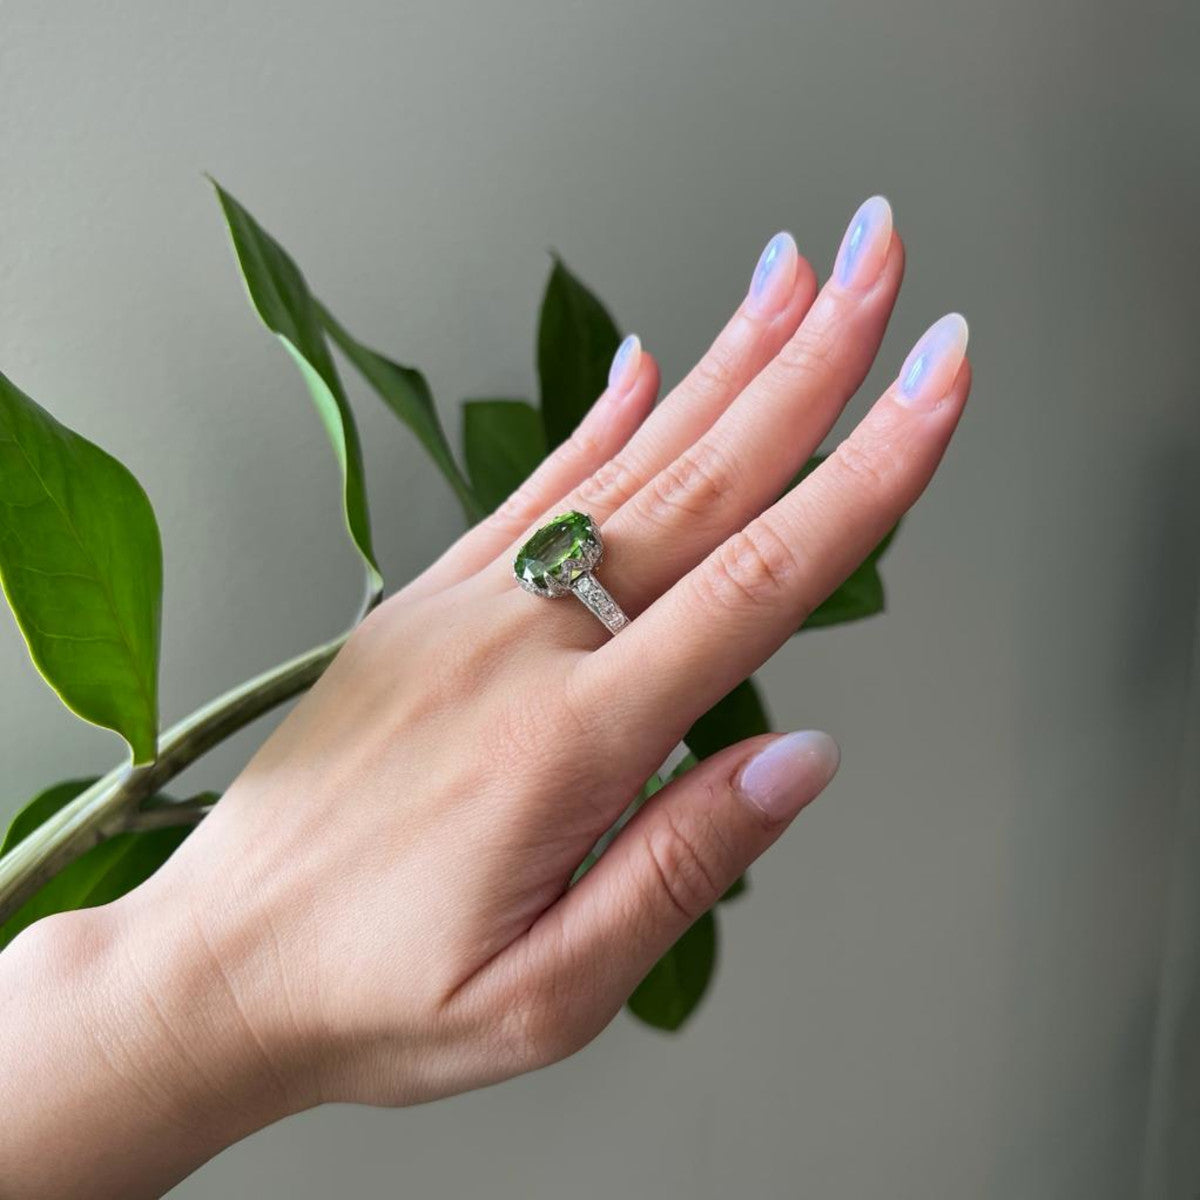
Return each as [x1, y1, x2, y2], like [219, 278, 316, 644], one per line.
[514, 510, 599, 594]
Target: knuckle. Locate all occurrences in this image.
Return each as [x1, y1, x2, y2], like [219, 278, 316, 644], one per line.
[481, 424, 612, 538]
[498, 988, 564, 1070]
[687, 338, 743, 400]
[775, 324, 841, 381]
[512, 991, 586, 1070]
[494, 958, 602, 1072]
[641, 440, 734, 527]
[562, 423, 608, 474]
[700, 523, 800, 613]
[642, 805, 726, 921]
[832, 432, 898, 495]
[485, 480, 542, 537]
[574, 453, 642, 513]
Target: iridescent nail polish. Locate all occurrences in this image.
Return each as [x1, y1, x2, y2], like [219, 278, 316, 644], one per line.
[747, 231, 798, 316]
[738, 731, 841, 821]
[897, 313, 970, 408]
[608, 333, 642, 392]
[834, 195, 893, 289]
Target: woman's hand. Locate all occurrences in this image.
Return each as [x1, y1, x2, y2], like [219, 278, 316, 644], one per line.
[0, 196, 970, 1197]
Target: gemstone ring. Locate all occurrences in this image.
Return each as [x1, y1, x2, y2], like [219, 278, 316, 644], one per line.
[513, 510, 629, 635]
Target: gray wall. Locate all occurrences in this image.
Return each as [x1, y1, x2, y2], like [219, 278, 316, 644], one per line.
[3, 1, 1198, 1196]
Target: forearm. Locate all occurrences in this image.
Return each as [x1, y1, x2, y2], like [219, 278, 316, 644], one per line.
[0, 902, 291, 1198]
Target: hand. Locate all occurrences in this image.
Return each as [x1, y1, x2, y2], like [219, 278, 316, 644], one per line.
[0, 196, 970, 1197]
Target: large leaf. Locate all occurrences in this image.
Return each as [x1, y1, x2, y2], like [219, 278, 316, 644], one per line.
[789, 456, 898, 631]
[0, 780, 190, 950]
[319, 305, 482, 524]
[211, 180, 381, 595]
[462, 399, 547, 515]
[0, 372, 161, 762]
[537, 256, 622, 449]
[627, 909, 718, 1032]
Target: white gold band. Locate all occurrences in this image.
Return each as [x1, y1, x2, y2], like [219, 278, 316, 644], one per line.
[569, 571, 629, 635]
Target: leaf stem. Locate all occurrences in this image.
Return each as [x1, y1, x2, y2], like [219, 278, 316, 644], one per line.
[0, 631, 348, 925]
[126, 801, 214, 832]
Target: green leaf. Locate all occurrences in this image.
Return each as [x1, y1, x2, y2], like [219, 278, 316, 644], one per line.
[462, 399, 547, 515]
[687, 677, 771, 760]
[720, 874, 749, 902]
[627, 909, 718, 1032]
[0, 779, 98, 857]
[685, 682, 767, 904]
[319, 305, 483, 525]
[0, 372, 162, 762]
[211, 180, 381, 595]
[804, 524, 896, 629]
[537, 256, 622, 449]
[0, 780, 190, 950]
[788, 456, 897, 631]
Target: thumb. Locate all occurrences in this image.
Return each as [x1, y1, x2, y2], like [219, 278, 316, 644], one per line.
[532, 730, 840, 1022]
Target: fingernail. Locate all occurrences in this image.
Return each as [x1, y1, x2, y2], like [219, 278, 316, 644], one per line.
[608, 333, 642, 392]
[738, 730, 840, 822]
[897, 313, 970, 409]
[747, 231, 798, 316]
[834, 195, 893, 289]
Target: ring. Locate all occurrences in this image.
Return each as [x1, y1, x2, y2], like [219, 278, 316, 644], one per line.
[514, 510, 629, 634]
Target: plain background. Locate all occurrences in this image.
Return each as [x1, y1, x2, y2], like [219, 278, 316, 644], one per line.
[2, 1, 1198, 1196]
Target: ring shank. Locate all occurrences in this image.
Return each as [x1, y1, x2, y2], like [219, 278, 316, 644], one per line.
[569, 571, 629, 634]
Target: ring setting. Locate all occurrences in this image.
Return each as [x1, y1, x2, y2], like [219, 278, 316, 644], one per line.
[514, 510, 629, 634]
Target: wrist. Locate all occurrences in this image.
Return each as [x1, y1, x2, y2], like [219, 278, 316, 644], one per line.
[0, 893, 304, 1198]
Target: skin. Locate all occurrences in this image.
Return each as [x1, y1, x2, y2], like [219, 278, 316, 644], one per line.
[0, 197, 971, 1198]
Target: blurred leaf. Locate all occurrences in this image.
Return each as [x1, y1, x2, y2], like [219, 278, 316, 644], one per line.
[627, 909, 718, 1032]
[211, 180, 381, 596]
[0, 779, 191, 950]
[788, 456, 898, 631]
[720, 874, 749, 902]
[320, 305, 482, 524]
[687, 677, 771, 760]
[537, 256, 622, 449]
[0, 372, 162, 763]
[685, 684, 767, 903]
[463, 399, 547, 515]
[804, 524, 896, 629]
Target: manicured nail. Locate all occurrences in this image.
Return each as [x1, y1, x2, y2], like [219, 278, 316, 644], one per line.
[747, 231, 798, 316]
[608, 333, 642, 392]
[834, 195, 893, 289]
[738, 730, 840, 821]
[897, 313, 969, 408]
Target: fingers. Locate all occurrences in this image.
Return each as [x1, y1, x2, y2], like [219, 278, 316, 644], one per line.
[468, 234, 820, 600]
[401, 344, 659, 601]
[584, 313, 972, 745]
[414, 229, 820, 603]
[588, 196, 905, 618]
[562, 233, 821, 520]
[520, 731, 839, 1029]
[557, 233, 821, 527]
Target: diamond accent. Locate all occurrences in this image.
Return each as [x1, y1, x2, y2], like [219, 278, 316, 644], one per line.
[570, 571, 628, 634]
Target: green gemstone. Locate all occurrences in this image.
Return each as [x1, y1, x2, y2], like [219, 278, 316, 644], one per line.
[515, 510, 598, 591]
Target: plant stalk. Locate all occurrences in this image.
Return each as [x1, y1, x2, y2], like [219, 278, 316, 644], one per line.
[0, 631, 348, 925]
